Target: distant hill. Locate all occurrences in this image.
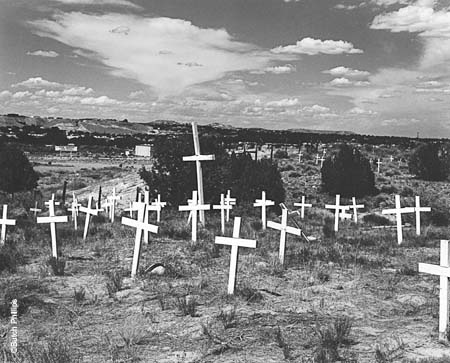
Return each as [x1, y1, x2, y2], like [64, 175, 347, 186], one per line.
[287, 128, 355, 136]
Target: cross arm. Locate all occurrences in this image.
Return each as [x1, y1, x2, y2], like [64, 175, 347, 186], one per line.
[215, 236, 257, 249]
[419, 263, 450, 278]
[183, 155, 215, 162]
[37, 216, 68, 224]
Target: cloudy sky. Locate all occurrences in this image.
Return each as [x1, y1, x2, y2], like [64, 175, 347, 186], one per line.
[0, 0, 449, 137]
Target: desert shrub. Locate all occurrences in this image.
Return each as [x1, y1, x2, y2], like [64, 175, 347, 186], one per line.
[288, 171, 301, 178]
[0, 144, 39, 195]
[313, 316, 353, 362]
[0, 241, 25, 273]
[274, 150, 289, 159]
[400, 186, 414, 197]
[105, 269, 123, 296]
[408, 143, 448, 181]
[380, 185, 398, 194]
[321, 144, 376, 197]
[140, 136, 285, 205]
[176, 295, 198, 317]
[362, 214, 391, 226]
[46, 257, 66, 276]
[279, 164, 294, 172]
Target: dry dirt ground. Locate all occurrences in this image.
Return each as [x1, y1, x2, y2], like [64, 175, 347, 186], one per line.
[2, 147, 450, 362]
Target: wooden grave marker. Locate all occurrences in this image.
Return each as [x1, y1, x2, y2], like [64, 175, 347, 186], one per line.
[45, 194, 60, 208]
[122, 202, 158, 278]
[213, 193, 232, 235]
[215, 217, 257, 294]
[108, 187, 121, 223]
[267, 208, 302, 265]
[0, 205, 16, 245]
[350, 197, 364, 223]
[382, 195, 414, 244]
[68, 193, 81, 230]
[414, 196, 431, 236]
[224, 190, 236, 222]
[30, 201, 42, 218]
[182, 122, 215, 225]
[376, 158, 383, 173]
[418, 240, 450, 341]
[137, 191, 162, 243]
[325, 195, 350, 232]
[37, 199, 68, 257]
[253, 191, 275, 230]
[151, 194, 167, 223]
[294, 196, 312, 219]
[179, 190, 210, 242]
[315, 154, 320, 165]
[298, 151, 303, 162]
[79, 195, 102, 240]
[319, 155, 325, 168]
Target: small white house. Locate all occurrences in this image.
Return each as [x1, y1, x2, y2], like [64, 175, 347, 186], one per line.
[135, 144, 152, 157]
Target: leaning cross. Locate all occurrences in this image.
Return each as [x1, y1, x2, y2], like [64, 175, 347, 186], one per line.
[0, 205, 16, 245]
[350, 197, 364, 223]
[294, 196, 312, 219]
[179, 190, 210, 242]
[137, 191, 161, 243]
[37, 199, 68, 257]
[122, 202, 158, 278]
[267, 208, 302, 265]
[215, 217, 257, 295]
[414, 196, 431, 236]
[213, 193, 232, 235]
[253, 191, 275, 230]
[182, 122, 215, 225]
[79, 195, 102, 240]
[418, 240, 450, 341]
[382, 194, 414, 244]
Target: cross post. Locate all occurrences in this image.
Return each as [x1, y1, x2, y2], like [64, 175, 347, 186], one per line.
[37, 199, 68, 257]
[179, 190, 210, 241]
[351, 197, 364, 223]
[294, 196, 312, 219]
[382, 195, 414, 244]
[0, 205, 16, 244]
[253, 191, 275, 229]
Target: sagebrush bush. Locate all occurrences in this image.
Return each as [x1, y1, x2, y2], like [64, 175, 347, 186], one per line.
[274, 150, 289, 159]
[321, 144, 376, 197]
[408, 143, 449, 181]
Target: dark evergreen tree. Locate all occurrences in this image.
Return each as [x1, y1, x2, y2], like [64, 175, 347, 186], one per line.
[408, 143, 448, 181]
[0, 144, 39, 195]
[321, 144, 376, 198]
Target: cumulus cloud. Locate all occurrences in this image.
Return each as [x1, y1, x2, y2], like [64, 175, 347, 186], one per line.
[271, 37, 363, 55]
[348, 107, 377, 115]
[27, 50, 59, 57]
[302, 104, 331, 113]
[329, 77, 370, 86]
[323, 66, 370, 78]
[266, 98, 299, 107]
[29, 13, 281, 95]
[13, 77, 63, 89]
[371, 0, 411, 6]
[264, 64, 296, 74]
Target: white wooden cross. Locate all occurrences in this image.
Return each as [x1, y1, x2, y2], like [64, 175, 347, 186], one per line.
[339, 208, 352, 221]
[376, 158, 383, 173]
[325, 195, 350, 232]
[294, 196, 312, 219]
[382, 195, 414, 244]
[122, 202, 158, 278]
[213, 193, 232, 235]
[124, 201, 137, 218]
[224, 190, 236, 222]
[182, 122, 215, 225]
[267, 208, 302, 265]
[45, 193, 60, 208]
[108, 187, 121, 223]
[79, 195, 101, 240]
[418, 240, 450, 341]
[215, 217, 257, 294]
[253, 191, 275, 230]
[138, 191, 161, 244]
[179, 190, 211, 242]
[390, 155, 394, 162]
[68, 193, 81, 230]
[298, 151, 303, 162]
[0, 205, 16, 245]
[319, 156, 326, 168]
[30, 201, 42, 218]
[315, 154, 320, 165]
[151, 194, 167, 223]
[414, 196, 431, 236]
[350, 197, 364, 223]
[37, 199, 68, 257]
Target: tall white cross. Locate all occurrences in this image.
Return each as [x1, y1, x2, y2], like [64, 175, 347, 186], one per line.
[179, 190, 211, 242]
[382, 195, 414, 244]
[68, 193, 81, 230]
[294, 196, 312, 219]
[253, 191, 275, 230]
[30, 201, 42, 218]
[376, 158, 383, 173]
[414, 196, 431, 236]
[215, 217, 257, 295]
[182, 122, 215, 225]
[213, 193, 232, 235]
[37, 199, 68, 257]
[224, 190, 236, 222]
[151, 194, 167, 223]
[267, 208, 302, 265]
[350, 197, 364, 223]
[122, 202, 158, 278]
[79, 195, 101, 240]
[418, 240, 450, 341]
[325, 195, 350, 232]
[45, 193, 60, 208]
[0, 205, 16, 244]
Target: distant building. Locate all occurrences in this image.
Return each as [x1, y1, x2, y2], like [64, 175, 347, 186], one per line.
[135, 144, 152, 157]
[55, 144, 78, 152]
